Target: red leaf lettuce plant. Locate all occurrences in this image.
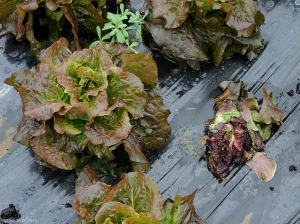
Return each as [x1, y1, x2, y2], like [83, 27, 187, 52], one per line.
[203, 81, 283, 181]
[142, 0, 265, 70]
[0, 0, 129, 54]
[73, 166, 206, 224]
[4, 37, 171, 174]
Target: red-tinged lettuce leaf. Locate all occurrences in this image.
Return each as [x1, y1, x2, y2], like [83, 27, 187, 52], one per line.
[103, 172, 163, 219]
[13, 116, 46, 147]
[29, 134, 79, 170]
[108, 68, 147, 119]
[161, 190, 206, 224]
[145, 22, 209, 66]
[259, 88, 283, 125]
[39, 37, 72, 67]
[121, 53, 158, 88]
[85, 109, 132, 147]
[123, 214, 161, 224]
[75, 165, 100, 197]
[123, 133, 150, 172]
[151, 0, 192, 29]
[5, 64, 71, 121]
[88, 142, 116, 161]
[73, 181, 113, 222]
[132, 88, 171, 150]
[144, 0, 264, 69]
[204, 81, 282, 181]
[246, 152, 277, 182]
[95, 202, 138, 223]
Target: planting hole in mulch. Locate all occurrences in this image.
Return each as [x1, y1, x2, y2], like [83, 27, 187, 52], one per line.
[0, 204, 21, 220]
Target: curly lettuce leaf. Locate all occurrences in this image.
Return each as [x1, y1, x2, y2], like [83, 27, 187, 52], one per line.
[103, 172, 163, 219]
[144, 0, 265, 69]
[123, 133, 150, 172]
[151, 0, 192, 29]
[13, 116, 46, 147]
[123, 214, 161, 224]
[85, 109, 131, 147]
[132, 87, 171, 150]
[108, 68, 147, 119]
[29, 126, 80, 170]
[95, 202, 139, 223]
[161, 190, 206, 224]
[204, 81, 283, 181]
[74, 181, 113, 222]
[121, 53, 158, 88]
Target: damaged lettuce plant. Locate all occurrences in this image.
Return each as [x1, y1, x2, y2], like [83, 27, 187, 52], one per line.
[4, 37, 171, 174]
[203, 81, 283, 181]
[0, 0, 129, 54]
[142, 0, 265, 70]
[73, 166, 206, 224]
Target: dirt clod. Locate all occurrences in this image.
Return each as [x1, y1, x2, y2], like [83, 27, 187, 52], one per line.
[296, 83, 300, 94]
[287, 90, 294, 96]
[65, 203, 72, 208]
[269, 187, 274, 191]
[289, 165, 297, 172]
[0, 204, 21, 220]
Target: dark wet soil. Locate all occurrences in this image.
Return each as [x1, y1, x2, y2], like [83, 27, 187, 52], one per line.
[296, 83, 300, 94]
[0, 204, 21, 220]
[289, 165, 297, 172]
[65, 203, 72, 208]
[287, 90, 294, 96]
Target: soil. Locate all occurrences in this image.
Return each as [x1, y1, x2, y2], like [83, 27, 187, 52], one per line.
[65, 203, 72, 208]
[287, 90, 294, 96]
[289, 165, 297, 172]
[0, 204, 21, 220]
[297, 83, 300, 94]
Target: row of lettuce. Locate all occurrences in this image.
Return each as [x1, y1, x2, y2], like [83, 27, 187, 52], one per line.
[0, 1, 283, 223]
[1, 0, 265, 69]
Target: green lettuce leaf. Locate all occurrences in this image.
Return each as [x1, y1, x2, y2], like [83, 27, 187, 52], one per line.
[161, 190, 206, 224]
[121, 53, 158, 88]
[85, 109, 132, 147]
[103, 172, 163, 219]
[73, 171, 205, 224]
[95, 202, 139, 223]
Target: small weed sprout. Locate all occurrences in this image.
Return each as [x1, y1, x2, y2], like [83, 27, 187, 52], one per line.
[90, 4, 149, 53]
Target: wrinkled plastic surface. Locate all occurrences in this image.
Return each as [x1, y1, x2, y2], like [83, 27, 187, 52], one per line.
[1, 0, 300, 223]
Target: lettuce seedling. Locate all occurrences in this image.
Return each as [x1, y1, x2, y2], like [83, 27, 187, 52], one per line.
[5, 38, 171, 174]
[143, 0, 265, 70]
[73, 166, 206, 224]
[203, 81, 283, 181]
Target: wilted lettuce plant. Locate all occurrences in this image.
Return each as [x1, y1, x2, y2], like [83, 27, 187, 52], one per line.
[5, 37, 171, 174]
[73, 166, 206, 224]
[143, 0, 265, 70]
[203, 81, 283, 181]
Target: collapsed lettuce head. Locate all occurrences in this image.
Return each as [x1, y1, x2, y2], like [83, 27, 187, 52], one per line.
[203, 81, 283, 181]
